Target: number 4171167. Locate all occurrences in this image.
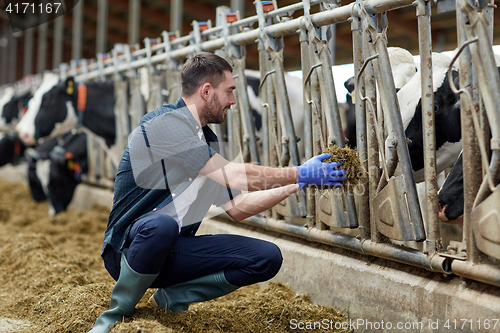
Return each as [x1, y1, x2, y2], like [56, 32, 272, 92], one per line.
[5, 2, 62, 14]
[444, 319, 499, 330]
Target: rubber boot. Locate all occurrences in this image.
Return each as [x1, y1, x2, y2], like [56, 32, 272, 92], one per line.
[89, 254, 158, 333]
[149, 271, 239, 312]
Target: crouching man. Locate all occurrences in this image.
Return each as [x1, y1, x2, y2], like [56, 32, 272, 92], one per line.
[89, 52, 346, 332]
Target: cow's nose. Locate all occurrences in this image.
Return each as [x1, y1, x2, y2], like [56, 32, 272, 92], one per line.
[19, 132, 36, 146]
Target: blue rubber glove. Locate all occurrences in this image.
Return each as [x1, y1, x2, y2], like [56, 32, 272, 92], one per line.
[296, 153, 348, 186]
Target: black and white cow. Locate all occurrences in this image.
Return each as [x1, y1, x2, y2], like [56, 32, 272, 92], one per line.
[24, 132, 88, 214]
[0, 133, 25, 167]
[343, 47, 418, 148]
[437, 152, 464, 222]
[24, 137, 59, 203]
[0, 88, 32, 130]
[47, 132, 88, 214]
[436, 63, 500, 222]
[395, 52, 462, 183]
[16, 73, 116, 147]
[0, 87, 33, 167]
[0, 87, 16, 129]
[14, 73, 114, 215]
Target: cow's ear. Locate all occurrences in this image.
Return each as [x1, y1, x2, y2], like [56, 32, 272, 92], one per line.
[65, 77, 76, 96]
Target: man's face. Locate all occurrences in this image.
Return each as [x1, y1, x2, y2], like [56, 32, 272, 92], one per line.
[202, 71, 236, 124]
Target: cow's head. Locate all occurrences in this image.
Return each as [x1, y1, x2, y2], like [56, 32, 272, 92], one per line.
[0, 87, 15, 130]
[16, 74, 78, 145]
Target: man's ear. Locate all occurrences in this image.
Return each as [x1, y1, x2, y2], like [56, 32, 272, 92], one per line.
[200, 83, 212, 101]
[65, 77, 76, 96]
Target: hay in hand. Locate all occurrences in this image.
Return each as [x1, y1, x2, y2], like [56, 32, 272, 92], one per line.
[321, 145, 368, 189]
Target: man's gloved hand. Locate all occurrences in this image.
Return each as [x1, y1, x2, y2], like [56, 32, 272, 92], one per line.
[296, 153, 347, 186]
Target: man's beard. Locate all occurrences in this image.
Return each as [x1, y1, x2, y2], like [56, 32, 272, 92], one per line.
[202, 93, 228, 125]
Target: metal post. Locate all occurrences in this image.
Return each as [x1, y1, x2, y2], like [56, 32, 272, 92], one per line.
[0, 25, 7, 85]
[96, 0, 108, 54]
[417, 0, 441, 252]
[8, 29, 17, 82]
[456, 4, 482, 262]
[72, 0, 83, 60]
[362, 31, 382, 242]
[231, 0, 244, 16]
[23, 27, 33, 76]
[329, 24, 336, 65]
[170, 0, 183, 35]
[352, 13, 370, 238]
[128, 0, 141, 45]
[53, 15, 64, 69]
[37, 9, 48, 74]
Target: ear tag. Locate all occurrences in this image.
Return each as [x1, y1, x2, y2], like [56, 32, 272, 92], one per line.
[66, 81, 74, 95]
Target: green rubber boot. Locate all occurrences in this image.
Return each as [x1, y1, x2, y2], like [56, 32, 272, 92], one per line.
[149, 271, 239, 312]
[89, 254, 158, 333]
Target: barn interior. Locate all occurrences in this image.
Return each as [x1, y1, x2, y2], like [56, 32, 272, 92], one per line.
[1, 0, 500, 84]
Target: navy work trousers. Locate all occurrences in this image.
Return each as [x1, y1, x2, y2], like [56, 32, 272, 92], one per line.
[102, 214, 283, 288]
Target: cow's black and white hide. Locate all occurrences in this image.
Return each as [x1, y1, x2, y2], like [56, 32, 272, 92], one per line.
[396, 52, 462, 183]
[0, 87, 15, 130]
[436, 63, 500, 222]
[47, 132, 88, 214]
[24, 132, 88, 215]
[0, 87, 33, 167]
[16, 74, 116, 147]
[343, 47, 418, 148]
[25, 137, 59, 203]
[0, 88, 32, 130]
[0, 133, 25, 167]
[437, 152, 465, 221]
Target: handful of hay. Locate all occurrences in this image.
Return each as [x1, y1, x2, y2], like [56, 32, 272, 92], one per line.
[321, 145, 367, 189]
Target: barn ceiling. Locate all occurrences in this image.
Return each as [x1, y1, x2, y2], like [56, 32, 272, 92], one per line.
[1, 0, 500, 81]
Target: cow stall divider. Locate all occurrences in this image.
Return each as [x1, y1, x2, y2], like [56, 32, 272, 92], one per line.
[3, 0, 500, 287]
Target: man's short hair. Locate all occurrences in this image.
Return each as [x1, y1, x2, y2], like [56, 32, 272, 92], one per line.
[181, 52, 233, 97]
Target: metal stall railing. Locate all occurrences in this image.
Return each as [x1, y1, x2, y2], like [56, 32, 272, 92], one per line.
[2, 0, 500, 287]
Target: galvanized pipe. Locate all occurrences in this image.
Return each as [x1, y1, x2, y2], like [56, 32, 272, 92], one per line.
[72, 0, 83, 60]
[299, 27, 315, 228]
[361, 30, 382, 242]
[53, 15, 64, 69]
[37, 21, 48, 74]
[0, 25, 7, 85]
[8, 29, 17, 83]
[456, 5, 483, 263]
[451, 260, 500, 287]
[258, 40, 270, 167]
[318, 44, 344, 147]
[352, 13, 370, 239]
[170, 0, 184, 35]
[370, 36, 425, 240]
[271, 53, 300, 166]
[233, 59, 260, 164]
[75, 0, 414, 81]
[230, 0, 244, 16]
[458, 1, 500, 207]
[96, 0, 108, 54]
[210, 211, 451, 274]
[128, 0, 141, 45]
[417, 0, 441, 252]
[23, 26, 33, 76]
